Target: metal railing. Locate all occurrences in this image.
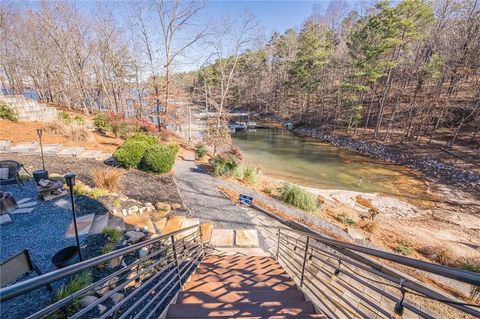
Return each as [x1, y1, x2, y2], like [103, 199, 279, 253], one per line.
[0, 224, 205, 319]
[275, 226, 480, 319]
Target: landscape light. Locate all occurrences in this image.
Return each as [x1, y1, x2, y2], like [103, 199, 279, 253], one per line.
[65, 173, 83, 261]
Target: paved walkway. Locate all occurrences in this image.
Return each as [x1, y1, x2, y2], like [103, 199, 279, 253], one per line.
[174, 159, 273, 250]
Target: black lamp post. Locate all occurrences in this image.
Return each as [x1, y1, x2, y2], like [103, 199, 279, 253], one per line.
[65, 173, 83, 261]
[36, 128, 45, 171]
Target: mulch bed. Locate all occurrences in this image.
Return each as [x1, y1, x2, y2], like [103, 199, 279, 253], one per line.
[2, 154, 184, 205]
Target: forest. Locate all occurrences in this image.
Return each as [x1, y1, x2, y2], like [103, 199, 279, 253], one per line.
[1, 0, 479, 147]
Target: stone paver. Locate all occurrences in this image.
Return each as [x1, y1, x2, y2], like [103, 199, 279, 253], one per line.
[34, 144, 63, 154]
[154, 218, 168, 233]
[18, 201, 37, 208]
[161, 215, 185, 235]
[175, 218, 200, 239]
[210, 229, 234, 247]
[16, 198, 32, 204]
[108, 216, 126, 231]
[9, 142, 38, 153]
[65, 214, 94, 237]
[201, 223, 213, 242]
[58, 147, 85, 157]
[78, 150, 103, 159]
[235, 229, 259, 247]
[0, 214, 12, 225]
[88, 214, 109, 235]
[10, 207, 36, 214]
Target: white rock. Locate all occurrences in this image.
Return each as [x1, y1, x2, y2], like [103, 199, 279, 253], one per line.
[128, 206, 139, 214]
[97, 304, 107, 315]
[121, 209, 127, 216]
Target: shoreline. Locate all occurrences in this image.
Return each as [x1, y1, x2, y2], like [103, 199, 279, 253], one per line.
[291, 126, 480, 198]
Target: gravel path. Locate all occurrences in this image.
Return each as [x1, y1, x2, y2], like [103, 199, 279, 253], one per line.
[174, 159, 254, 230]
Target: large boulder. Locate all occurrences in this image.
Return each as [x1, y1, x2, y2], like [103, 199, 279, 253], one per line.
[125, 231, 145, 244]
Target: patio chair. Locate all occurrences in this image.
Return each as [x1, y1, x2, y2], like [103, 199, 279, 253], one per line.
[0, 160, 29, 190]
[0, 250, 52, 290]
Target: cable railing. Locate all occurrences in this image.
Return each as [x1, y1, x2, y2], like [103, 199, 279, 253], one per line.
[275, 226, 480, 319]
[0, 224, 205, 319]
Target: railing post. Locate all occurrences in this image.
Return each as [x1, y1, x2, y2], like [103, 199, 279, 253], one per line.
[276, 227, 281, 260]
[300, 236, 310, 287]
[198, 224, 205, 259]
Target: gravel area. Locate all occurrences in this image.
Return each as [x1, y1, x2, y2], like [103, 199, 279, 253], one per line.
[0, 182, 92, 318]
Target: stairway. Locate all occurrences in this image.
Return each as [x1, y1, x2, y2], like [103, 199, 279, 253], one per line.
[164, 255, 324, 318]
[0, 95, 57, 122]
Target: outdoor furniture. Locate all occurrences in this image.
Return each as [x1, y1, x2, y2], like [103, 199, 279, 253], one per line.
[0, 160, 29, 190]
[0, 250, 52, 290]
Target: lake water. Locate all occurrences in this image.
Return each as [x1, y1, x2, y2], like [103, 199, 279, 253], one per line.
[232, 129, 433, 203]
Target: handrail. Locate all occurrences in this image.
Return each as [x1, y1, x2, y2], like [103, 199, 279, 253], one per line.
[277, 226, 480, 286]
[0, 224, 201, 302]
[276, 226, 480, 318]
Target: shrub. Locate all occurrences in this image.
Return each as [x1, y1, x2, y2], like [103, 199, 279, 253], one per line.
[128, 133, 158, 145]
[462, 258, 480, 273]
[236, 164, 260, 185]
[92, 168, 124, 192]
[46, 121, 68, 135]
[113, 140, 151, 168]
[418, 245, 453, 265]
[0, 102, 17, 121]
[73, 115, 85, 125]
[93, 113, 111, 133]
[195, 143, 208, 159]
[102, 227, 123, 244]
[56, 271, 92, 301]
[280, 183, 318, 212]
[58, 111, 72, 124]
[335, 213, 356, 226]
[211, 154, 239, 176]
[394, 243, 413, 256]
[140, 144, 179, 174]
[69, 124, 91, 142]
[73, 184, 109, 198]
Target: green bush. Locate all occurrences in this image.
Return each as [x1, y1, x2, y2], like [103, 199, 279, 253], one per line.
[211, 155, 238, 177]
[236, 164, 260, 185]
[394, 243, 413, 256]
[73, 184, 109, 198]
[195, 143, 208, 159]
[140, 144, 179, 174]
[73, 115, 85, 125]
[58, 111, 72, 124]
[113, 140, 150, 168]
[0, 102, 17, 122]
[56, 271, 92, 301]
[93, 114, 111, 133]
[335, 213, 356, 226]
[128, 133, 158, 145]
[280, 183, 318, 212]
[102, 227, 123, 244]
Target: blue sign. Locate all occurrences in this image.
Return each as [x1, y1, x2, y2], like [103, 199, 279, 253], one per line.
[239, 194, 253, 205]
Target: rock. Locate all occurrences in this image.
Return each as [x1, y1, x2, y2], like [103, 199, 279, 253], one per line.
[125, 231, 145, 244]
[110, 292, 124, 304]
[128, 205, 139, 214]
[145, 202, 153, 207]
[171, 203, 182, 210]
[95, 277, 118, 296]
[121, 209, 127, 216]
[80, 295, 98, 308]
[97, 304, 107, 315]
[347, 227, 366, 241]
[154, 202, 171, 213]
[138, 247, 149, 259]
[139, 207, 147, 214]
[107, 256, 123, 269]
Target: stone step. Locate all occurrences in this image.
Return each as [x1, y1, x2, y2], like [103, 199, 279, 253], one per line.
[174, 218, 199, 240]
[122, 214, 155, 233]
[235, 229, 259, 247]
[88, 214, 110, 235]
[0, 140, 11, 151]
[9, 142, 38, 153]
[34, 144, 63, 155]
[78, 150, 103, 160]
[58, 147, 85, 158]
[176, 290, 305, 304]
[65, 214, 95, 238]
[108, 216, 126, 232]
[209, 229, 234, 247]
[166, 301, 316, 318]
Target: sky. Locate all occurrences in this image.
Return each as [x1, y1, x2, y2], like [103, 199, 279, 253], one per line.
[201, 1, 321, 34]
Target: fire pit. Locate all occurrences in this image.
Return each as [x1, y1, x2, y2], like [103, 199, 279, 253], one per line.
[0, 191, 17, 214]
